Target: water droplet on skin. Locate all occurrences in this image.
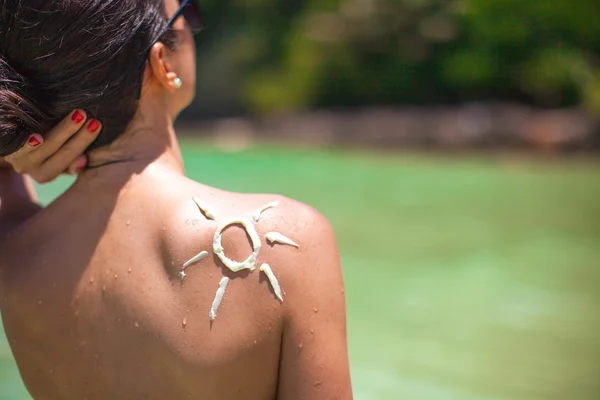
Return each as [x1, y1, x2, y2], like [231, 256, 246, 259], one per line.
[114, 274, 118, 279]
[209, 273, 212, 278]
[182, 317, 187, 329]
[341, 288, 345, 293]
[313, 308, 319, 313]
[89, 277, 94, 284]
[128, 268, 132, 274]
[126, 220, 131, 226]
[310, 328, 314, 334]
[135, 321, 140, 328]
[254, 340, 257, 345]
[298, 343, 304, 349]
[102, 286, 106, 292]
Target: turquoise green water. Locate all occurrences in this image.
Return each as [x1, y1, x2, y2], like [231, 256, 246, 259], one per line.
[2, 144, 599, 399]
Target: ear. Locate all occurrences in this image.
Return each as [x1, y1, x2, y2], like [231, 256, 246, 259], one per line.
[147, 42, 180, 92]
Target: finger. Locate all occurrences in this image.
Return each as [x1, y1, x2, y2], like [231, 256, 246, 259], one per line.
[66, 155, 89, 175]
[45, 118, 101, 168]
[41, 119, 102, 179]
[3, 134, 44, 171]
[4, 134, 43, 160]
[35, 110, 88, 160]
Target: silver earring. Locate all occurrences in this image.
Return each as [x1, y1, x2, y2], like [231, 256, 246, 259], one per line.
[174, 77, 182, 89]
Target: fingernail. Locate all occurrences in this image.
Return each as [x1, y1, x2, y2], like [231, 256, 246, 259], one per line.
[71, 110, 85, 124]
[69, 157, 88, 175]
[87, 120, 101, 133]
[28, 136, 42, 147]
[77, 157, 88, 170]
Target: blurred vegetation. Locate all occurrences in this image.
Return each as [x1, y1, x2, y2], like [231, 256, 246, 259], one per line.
[191, 0, 600, 117]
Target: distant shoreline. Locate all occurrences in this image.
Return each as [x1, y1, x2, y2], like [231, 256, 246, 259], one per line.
[177, 104, 599, 153]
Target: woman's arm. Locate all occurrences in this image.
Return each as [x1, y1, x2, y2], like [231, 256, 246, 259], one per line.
[0, 163, 37, 200]
[277, 208, 353, 400]
[0, 110, 100, 238]
[0, 166, 40, 238]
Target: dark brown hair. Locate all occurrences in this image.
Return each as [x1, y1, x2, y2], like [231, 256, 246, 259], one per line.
[0, 0, 176, 157]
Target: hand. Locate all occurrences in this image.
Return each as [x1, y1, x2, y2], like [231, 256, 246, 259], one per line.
[2, 110, 102, 183]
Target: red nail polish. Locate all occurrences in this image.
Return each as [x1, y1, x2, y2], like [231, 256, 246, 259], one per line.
[77, 158, 88, 170]
[28, 136, 42, 147]
[71, 110, 85, 124]
[87, 120, 100, 133]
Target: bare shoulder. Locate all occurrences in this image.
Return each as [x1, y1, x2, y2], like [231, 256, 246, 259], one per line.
[157, 178, 335, 257]
[246, 193, 335, 247]
[251, 194, 340, 282]
[156, 180, 342, 297]
[255, 195, 345, 315]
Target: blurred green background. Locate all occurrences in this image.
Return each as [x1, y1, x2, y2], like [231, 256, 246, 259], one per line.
[1, 143, 599, 399]
[189, 0, 600, 117]
[2, 0, 600, 398]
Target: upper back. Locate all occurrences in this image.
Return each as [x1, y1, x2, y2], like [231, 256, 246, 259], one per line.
[0, 166, 316, 399]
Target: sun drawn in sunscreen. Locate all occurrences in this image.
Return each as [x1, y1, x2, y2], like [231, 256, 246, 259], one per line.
[180, 198, 299, 321]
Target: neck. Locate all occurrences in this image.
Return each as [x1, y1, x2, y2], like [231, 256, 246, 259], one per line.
[85, 99, 184, 175]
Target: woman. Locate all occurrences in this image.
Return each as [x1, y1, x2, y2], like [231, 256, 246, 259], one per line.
[0, 1, 352, 399]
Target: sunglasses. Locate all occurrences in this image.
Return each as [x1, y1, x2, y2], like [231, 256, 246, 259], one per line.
[136, 0, 203, 98]
[168, 0, 203, 33]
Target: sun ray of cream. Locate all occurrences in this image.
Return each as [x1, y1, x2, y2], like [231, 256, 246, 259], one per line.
[266, 232, 299, 248]
[182, 251, 210, 270]
[260, 263, 283, 302]
[209, 277, 230, 321]
[253, 201, 280, 222]
[193, 196, 217, 220]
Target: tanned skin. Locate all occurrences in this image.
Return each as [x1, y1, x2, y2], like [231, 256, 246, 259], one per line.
[0, 1, 352, 399]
